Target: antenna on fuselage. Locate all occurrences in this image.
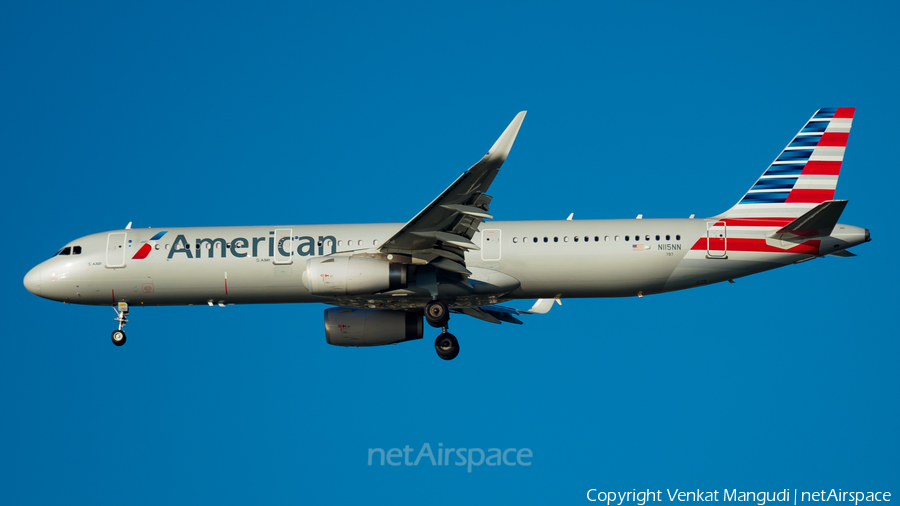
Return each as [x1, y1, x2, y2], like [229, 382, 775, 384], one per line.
[125, 221, 132, 229]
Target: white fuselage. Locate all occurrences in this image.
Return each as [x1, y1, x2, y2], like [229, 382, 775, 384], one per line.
[24, 218, 868, 309]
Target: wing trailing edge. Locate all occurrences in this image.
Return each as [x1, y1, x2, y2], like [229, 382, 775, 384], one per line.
[452, 298, 561, 325]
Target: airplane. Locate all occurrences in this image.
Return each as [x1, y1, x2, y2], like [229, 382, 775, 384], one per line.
[23, 108, 869, 360]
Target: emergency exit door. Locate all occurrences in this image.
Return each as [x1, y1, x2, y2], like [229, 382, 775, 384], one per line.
[482, 229, 501, 261]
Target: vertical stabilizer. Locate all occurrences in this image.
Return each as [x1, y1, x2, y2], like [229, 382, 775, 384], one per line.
[717, 108, 854, 219]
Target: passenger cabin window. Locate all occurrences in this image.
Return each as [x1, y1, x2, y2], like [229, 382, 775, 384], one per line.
[574, 236, 579, 242]
[666, 235, 671, 241]
[553, 237, 558, 243]
[513, 237, 518, 243]
[676, 235, 681, 241]
[543, 237, 548, 243]
[615, 235, 620, 241]
[655, 235, 660, 241]
[533, 237, 538, 243]
[604, 236, 609, 241]
[625, 236, 630, 241]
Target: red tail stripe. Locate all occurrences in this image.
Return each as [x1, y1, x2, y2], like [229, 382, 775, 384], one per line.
[817, 132, 848, 147]
[801, 160, 842, 175]
[833, 107, 855, 119]
[691, 238, 820, 255]
[786, 189, 835, 203]
[712, 218, 795, 227]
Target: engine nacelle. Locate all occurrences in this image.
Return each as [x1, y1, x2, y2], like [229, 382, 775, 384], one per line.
[324, 308, 423, 347]
[304, 257, 407, 295]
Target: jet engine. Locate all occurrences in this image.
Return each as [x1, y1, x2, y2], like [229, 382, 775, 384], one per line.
[324, 307, 423, 347]
[304, 257, 407, 295]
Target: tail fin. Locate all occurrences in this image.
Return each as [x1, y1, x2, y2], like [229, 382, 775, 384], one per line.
[717, 107, 854, 219]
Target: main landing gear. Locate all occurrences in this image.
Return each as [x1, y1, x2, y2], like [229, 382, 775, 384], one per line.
[434, 331, 459, 361]
[111, 302, 128, 346]
[426, 300, 459, 360]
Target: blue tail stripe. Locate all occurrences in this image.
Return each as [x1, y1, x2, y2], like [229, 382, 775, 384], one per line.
[740, 192, 791, 204]
[776, 149, 813, 162]
[788, 136, 821, 147]
[801, 122, 829, 133]
[752, 178, 797, 190]
[764, 163, 805, 175]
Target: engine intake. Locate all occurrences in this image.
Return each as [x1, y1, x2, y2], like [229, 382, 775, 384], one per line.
[324, 308, 423, 347]
[304, 257, 407, 295]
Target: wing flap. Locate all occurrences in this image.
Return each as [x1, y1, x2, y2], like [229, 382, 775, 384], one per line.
[452, 298, 559, 325]
[431, 257, 472, 276]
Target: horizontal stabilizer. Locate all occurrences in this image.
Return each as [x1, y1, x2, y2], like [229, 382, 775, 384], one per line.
[776, 200, 848, 237]
[828, 250, 857, 257]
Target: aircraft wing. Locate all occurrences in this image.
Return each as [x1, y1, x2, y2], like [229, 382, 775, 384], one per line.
[452, 298, 561, 325]
[375, 111, 527, 274]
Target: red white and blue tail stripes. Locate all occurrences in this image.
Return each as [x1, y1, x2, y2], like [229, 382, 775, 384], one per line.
[719, 108, 854, 219]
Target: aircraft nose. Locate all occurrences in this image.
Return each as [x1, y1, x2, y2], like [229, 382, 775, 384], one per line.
[24, 266, 41, 295]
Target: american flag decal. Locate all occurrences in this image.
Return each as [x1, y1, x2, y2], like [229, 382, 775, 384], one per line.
[632, 244, 649, 251]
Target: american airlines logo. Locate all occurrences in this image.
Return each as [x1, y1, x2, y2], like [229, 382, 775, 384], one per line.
[130, 232, 340, 260]
[131, 231, 168, 259]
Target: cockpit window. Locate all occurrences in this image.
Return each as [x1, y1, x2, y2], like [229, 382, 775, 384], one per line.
[58, 247, 71, 256]
[73, 246, 82, 255]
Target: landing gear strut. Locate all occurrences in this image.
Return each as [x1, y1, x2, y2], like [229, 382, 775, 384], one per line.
[426, 300, 458, 360]
[111, 302, 128, 346]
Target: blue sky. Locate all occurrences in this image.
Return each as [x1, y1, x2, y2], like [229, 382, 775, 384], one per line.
[2, 1, 897, 504]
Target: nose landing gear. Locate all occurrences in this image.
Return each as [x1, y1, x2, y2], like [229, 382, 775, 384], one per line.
[111, 302, 128, 346]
